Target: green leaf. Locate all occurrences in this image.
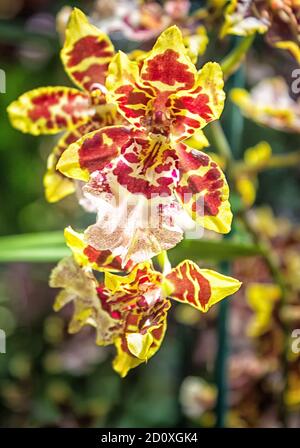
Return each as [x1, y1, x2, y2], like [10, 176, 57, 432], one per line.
[0, 231, 65, 249]
[0, 231, 69, 262]
[0, 232, 262, 263]
[168, 239, 262, 265]
[0, 247, 70, 263]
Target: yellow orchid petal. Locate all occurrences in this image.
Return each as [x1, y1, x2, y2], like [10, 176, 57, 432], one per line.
[231, 79, 300, 133]
[61, 8, 115, 92]
[104, 262, 155, 294]
[246, 283, 281, 337]
[44, 105, 122, 202]
[113, 317, 168, 377]
[126, 332, 154, 359]
[244, 141, 272, 168]
[185, 129, 210, 151]
[57, 125, 131, 181]
[236, 175, 256, 207]
[220, 0, 268, 38]
[141, 25, 197, 92]
[183, 26, 209, 64]
[166, 260, 242, 312]
[175, 144, 232, 234]
[169, 62, 225, 141]
[7, 86, 91, 135]
[274, 40, 300, 65]
[106, 51, 153, 129]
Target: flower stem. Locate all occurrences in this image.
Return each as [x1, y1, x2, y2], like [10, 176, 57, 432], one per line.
[234, 150, 300, 175]
[221, 35, 255, 79]
[239, 211, 290, 427]
[208, 121, 234, 429]
[215, 264, 230, 428]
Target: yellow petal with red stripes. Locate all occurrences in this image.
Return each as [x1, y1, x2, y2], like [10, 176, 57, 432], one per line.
[140, 25, 197, 92]
[7, 86, 92, 135]
[61, 8, 115, 92]
[57, 125, 132, 181]
[106, 51, 154, 129]
[175, 143, 232, 234]
[44, 106, 121, 202]
[166, 260, 242, 312]
[170, 62, 225, 141]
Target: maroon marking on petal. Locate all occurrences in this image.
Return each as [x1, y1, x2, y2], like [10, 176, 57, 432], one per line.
[177, 146, 210, 169]
[173, 93, 212, 120]
[79, 127, 130, 173]
[166, 262, 211, 309]
[67, 36, 111, 67]
[28, 92, 59, 121]
[115, 85, 149, 119]
[143, 49, 194, 90]
[113, 141, 178, 198]
[72, 63, 111, 90]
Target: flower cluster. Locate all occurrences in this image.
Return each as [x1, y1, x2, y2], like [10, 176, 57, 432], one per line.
[7, 8, 241, 376]
[231, 77, 300, 133]
[221, 0, 300, 63]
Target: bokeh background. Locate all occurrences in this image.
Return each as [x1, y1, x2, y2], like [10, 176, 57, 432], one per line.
[0, 0, 300, 428]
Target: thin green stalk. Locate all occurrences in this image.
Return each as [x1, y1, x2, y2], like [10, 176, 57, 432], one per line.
[208, 121, 234, 428]
[205, 121, 232, 166]
[211, 61, 246, 426]
[221, 35, 255, 79]
[234, 150, 300, 175]
[239, 212, 290, 426]
[215, 265, 230, 428]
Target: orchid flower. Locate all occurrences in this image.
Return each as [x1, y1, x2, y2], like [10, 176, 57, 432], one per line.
[231, 77, 300, 133]
[50, 244, 241, 377]
[7, 9, 122, 203]
[57, 23, 232, 265]
[221, 0, 300, 64]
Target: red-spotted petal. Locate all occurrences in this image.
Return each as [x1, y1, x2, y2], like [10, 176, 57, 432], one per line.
[106, 51, 155, 129]
[61, 8, 115, 93]
[112, 134, 180, 198]
[82, 165, 183, 266]
[57, 125, 133, 181]
[140, 25, 196, 92]
[7, 87, 92, 135]
[166, 260, 241, 312]
[44, 119, 105, 203]
[169, 62, 225, 141]
[44, 105, 123, 202]
[175, 143, 232, 234]
[103, 263, 169, 376]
